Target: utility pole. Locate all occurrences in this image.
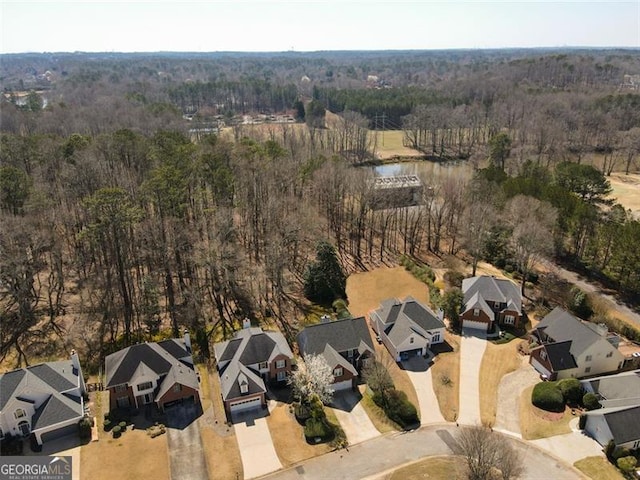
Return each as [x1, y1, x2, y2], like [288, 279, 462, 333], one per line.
[381, 112, 386, 147]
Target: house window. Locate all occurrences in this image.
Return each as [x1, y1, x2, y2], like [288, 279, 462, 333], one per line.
[585, 367, 591, 374]
[116, 396, 130, 408]
[504, 315, 515, 325]
[115, 384, 127, 393]
[277, 371, 286, 381]
[410, 337, 414, 344]
[258, 361, 268, 370]
[14, 409, 26, 420]
[540, 350, 547, 361]
[137, 381, 153, 391]
[634, 440, 640, 449]
[606, 351, 613, 358]
[333, 367, 343, 377]
[172, 384, 182, 393]
[240, 383, 248, 394]
[585, 355, 592, 362]
[473, 308, 480, 317]
[432, 333, 441, 343]
[275, 359, 286, 369]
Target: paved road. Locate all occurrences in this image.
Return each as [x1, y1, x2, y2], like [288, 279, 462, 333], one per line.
[543, 260, 640, 327]
[233, 407, 283, 479]
[330, 391, 380, 445]
[402, 357, 446, 425]
[262, 425, 582, 480]
[494, 362, 539, 435]
[458, 330, 487, 425]
[166, 401, 209, 480]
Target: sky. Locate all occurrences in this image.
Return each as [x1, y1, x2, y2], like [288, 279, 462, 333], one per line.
[1, 1, 639, 54]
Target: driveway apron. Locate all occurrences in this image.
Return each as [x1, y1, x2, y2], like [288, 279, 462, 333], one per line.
[166, 401, 209, 480]
[330, 391, 380, 445]
[233, 409, 283, 479]
[403, 357, 446, 425]
[494, 363, 539, 435]
[458, 330, 487, 425]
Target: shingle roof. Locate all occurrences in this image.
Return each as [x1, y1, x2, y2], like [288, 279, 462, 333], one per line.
[31, 393, 83, 430]
[213, 327, 293, 368]
[602, 405, 640, 444]
[543, 341, 578, 371]
[297, 317, 374, 357]
[105, 339, 191, 388]
[322, 344, 358, 376]
[218, 362, 265, 401]
[0, 369, 27, 410]
[584, 370, 640, 406]
[462, 276, 522, 312]
[28, 364, 76, 392]
[461, 291, 494, 318]
[536, 307, 609, 358]
[156, 362, 200, 400]
[373, 297, 445, 349]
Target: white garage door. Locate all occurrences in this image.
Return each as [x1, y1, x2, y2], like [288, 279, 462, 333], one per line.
[463, 320, 489, 331]
[531, 358, 552, 379]
[332, 380, 353, 391]
[230, 396, 262, 413]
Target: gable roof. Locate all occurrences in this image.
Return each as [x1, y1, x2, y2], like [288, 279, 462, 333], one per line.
[213, 327, 293, 368]
[461, 291, 494, 318]
[297, 317, 374, 357]
[105, 338, 192, 388]
[462, 276, 522, 312]
[583, 370, 640, 407]
[218, 361, 265, 401]
[542, 341, 578, 371]
[536, 307, 613, 358]
[374, 297, 445, 348]
[321, 344, 358, 376]
[601, 405, 640, 444]
[156, 362, 201, 400]
[0, 359, 84, 429]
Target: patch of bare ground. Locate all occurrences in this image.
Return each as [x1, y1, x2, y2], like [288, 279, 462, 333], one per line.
[479, 340, 523, 426]
[430, 331, 460, 422]
[266, 401, 331, 468]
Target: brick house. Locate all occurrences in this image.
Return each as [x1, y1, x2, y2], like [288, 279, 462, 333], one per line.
[460, 276, 523, 332]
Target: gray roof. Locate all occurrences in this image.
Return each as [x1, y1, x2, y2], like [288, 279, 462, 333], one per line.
[536, 307, 609, 358]
[297, 317, 374, 357]
[583, 370, 640, 407]
[602, 405, 640, 444]
[218, 362, 265, 401]
[0, 359, 84, 430]
[543, 341, 578, 371]
[156, 362, 201, 400]
[105, 339, 192, 388]
[373, 297, 445, 348]
[213, 327, 293, 367]
[461, 291, 494, 318]
[462, 276, 522, 312]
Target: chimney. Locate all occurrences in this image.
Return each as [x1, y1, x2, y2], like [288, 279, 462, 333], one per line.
[437, 309, 444, 322]
[184, 329, 191, 352]
[242, 318, 252, 329]
[320, 315, 331, 323]
[71, 349, 86, 395]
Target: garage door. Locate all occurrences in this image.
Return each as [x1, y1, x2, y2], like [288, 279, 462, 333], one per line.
[400, 348, 422, 360]
[462, 320, 489, 331]
[332, 379, 353, 391]
[40, 423, 78, 444]
[531, 358, 552, 379]
[230, 396, 262, 413]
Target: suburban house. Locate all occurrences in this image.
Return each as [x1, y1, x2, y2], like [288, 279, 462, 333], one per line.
[583, 405, 640, 450]
[214, 320, 293, 415]
[529, 307, 625, 380]
[581, 369, 640, 409]
[370, 297, 445, 362]
[297, 317, 375, 391]
[459, 275, 523, 332]
[105, 331, 200, 412]
[0, 351, 86, 446]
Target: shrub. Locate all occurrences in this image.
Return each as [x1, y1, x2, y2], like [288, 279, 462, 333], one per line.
[605, 440, 617, 461]
[444, 270, 464, 288]
[294, 402, 312, 423]
[103, 419, 112, 432]
[385, 389, 419, 428]
[578, 414, 587, 430]
[570, 287, 593, 319]
[557, 378, 583, 405]
[532, 382, 564, 412]
[78, 417, 92, 440]
[118, 421, 127, 431]
[304, 418, 332, 441]
[616, 455, 637, 473]
[112, 426, 122, 438]
[582, 392, 601, 411]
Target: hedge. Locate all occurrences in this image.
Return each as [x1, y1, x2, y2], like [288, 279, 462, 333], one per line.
[374, 389, 419, 428]
[532, 382, 564, 412]
[557, 378, 583, 405]
[583, 392, 601, 411]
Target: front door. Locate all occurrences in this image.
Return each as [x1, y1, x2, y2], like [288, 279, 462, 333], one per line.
[144, 393, 153, 404]
[18, 421, 30, 437]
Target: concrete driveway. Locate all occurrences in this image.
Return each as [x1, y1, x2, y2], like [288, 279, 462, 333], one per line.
[24, 434, 81, 480]
[330, 390, 380, 445]
[402, 356, 446, 425]
[530, 422, 604, 464]
[165, 400, 209, 480]
[233, 407, 282, 479]
[458, 329, 487, 425]
[494, 362, 539, 435]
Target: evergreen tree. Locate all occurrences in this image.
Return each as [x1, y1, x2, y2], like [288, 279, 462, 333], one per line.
[304, 241, 346, 304]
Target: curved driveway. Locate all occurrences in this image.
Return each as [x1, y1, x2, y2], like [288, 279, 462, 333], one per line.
[262, 425, 581, 480]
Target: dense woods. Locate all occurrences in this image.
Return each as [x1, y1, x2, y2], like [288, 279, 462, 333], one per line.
[1, 49, 639, 369]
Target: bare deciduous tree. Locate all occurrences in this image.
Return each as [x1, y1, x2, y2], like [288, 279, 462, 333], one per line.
[456, 425, 523, 480]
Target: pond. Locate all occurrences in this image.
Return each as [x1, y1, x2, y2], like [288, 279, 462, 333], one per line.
[371, 160, 473, 179]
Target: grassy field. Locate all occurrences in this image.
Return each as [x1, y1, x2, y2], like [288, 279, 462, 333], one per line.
[608, 173, 640, 219]
[430, 332, 460, 422]
[574, 456, 625, 480]
[370, 130, 424, 159]
[387, 455, 466, 480]
[479, 341, 523, 426]
[266, 401, 331, 468]
[519, 385, 573, 440]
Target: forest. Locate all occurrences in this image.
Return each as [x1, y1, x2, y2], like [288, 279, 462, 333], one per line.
[0, 48, 639, 370]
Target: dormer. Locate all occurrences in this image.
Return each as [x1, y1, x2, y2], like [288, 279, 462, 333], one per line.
[238, 373, 249, 395]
